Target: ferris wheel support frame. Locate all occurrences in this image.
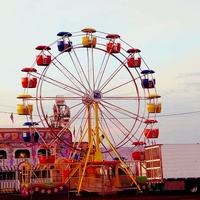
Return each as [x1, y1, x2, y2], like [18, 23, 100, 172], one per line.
[94, 102, 103, 161]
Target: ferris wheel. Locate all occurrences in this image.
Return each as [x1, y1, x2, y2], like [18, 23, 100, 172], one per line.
[17, 28, 161, 161]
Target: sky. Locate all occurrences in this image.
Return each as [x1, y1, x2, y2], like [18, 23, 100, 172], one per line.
[0, 0, 200, 144]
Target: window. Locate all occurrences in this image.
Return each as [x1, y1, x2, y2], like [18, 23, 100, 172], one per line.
[38, 148, 51, 156]
[0, 172, 15, 180]
[0, 150, 7, 159]
[15, 149, 30, 158]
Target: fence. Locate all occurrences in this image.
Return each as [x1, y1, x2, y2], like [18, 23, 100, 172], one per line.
[0, 180, 20, 194]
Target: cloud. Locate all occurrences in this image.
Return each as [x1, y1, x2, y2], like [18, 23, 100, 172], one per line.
[0, 0, 200, 144]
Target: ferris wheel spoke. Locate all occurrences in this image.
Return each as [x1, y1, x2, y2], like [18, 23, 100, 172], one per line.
[49, 104, 87, 145]
[99, 61, 125, 92]
[68, 49, 92, 93]
[100, 106, 133, 136]
[86, 47, 94, 91]
[98, 116, 117, 147]
[73, 110, 88, 142]
[101, 100, 144, 121]
[98, 113, 123, 148]
[98, 98, 146, 148]
[52, 56, 90, 93]
[39, 74, 85, 97]
[102, 79, 137, 96]
[98, 106, 132, 147]
[103, 96, 147, 100]
[95, 51, 111, 90]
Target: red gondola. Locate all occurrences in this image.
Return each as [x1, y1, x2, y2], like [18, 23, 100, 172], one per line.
[144, 128, 159, 138]
[21, 77, 37, 88]
[106, 34, 121, 53]
[35, 45, 51, 66]
[127, 48, 141, 68]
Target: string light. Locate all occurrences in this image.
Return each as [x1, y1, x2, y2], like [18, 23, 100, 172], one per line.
[1, 110, 200, 119]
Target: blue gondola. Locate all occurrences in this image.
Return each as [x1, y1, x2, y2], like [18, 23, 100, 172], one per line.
[141, 69, 155, 74]
[57, 32, 72, 37]
[23, 122, 39, 126]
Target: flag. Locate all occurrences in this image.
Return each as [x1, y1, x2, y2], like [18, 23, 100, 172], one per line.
[29, 114, 33, 121]
[10, 112, 14, 123]
[73, 127, 75, 137]
[80, 126, 83, 137]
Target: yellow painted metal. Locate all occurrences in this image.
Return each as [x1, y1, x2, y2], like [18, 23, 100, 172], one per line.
[99, 126, 141, 191]
[94, 102, 103, 161]
[87, 105, 92, 148]
[77, 130, 95, 195]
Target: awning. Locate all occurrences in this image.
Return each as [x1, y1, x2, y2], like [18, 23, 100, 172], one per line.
[32, 164, 54, 170]
[0, 164, 54, 172]
[0, 165, 18, 172]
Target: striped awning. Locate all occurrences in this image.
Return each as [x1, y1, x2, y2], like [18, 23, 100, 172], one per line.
[0, 165, 18, 172]
[32, 165, 43, 170]
[31, 164, 54, 170]
[0, 164, 54, 172]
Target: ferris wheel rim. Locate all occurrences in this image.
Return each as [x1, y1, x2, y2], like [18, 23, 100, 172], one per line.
[19, 28, 160, 156]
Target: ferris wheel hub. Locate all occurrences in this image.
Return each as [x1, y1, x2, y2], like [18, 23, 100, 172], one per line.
[82, 94, 93, 105]
[92, 90, 102, 102]
[82, 90, 102, 105]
